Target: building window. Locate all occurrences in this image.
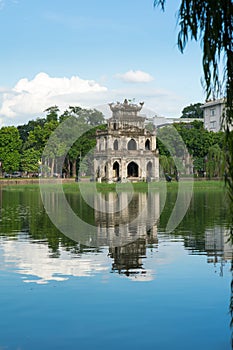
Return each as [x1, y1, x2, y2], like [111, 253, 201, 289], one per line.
[210, 121, 216, 129]
[113, 139, 118, 150]
[210, 108, 216, 116]
[128, 139, 137, 150]
[145, 139, 150, 150]
[113, 161, 120, 178]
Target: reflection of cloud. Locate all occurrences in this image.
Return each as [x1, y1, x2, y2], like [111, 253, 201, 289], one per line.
[1, 240, 109, 284]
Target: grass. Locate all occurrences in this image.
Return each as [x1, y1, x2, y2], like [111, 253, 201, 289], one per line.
[1, 179, 227, 193]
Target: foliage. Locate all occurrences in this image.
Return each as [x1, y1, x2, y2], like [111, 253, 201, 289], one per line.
[157, 121, 225, 176]
[0, 103, 226, 179]
[0, 126, 22, 173]
[181, 103, 203, 119]
[20, 148, 41, 173]
[44, 106, 59, 122]
[19, 106, 106, 177]
[17, 118, 46, 143]
[157, 125, 186, 158]
[205, 144, 225, 178]
[145, 122, 155, 132]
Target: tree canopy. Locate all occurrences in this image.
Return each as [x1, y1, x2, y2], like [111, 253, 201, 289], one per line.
[157, 121, 225, 177]
[180, 103, 203, 119]
[0, 106, 105, 177]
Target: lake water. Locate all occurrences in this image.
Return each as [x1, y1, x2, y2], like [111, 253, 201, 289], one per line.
[0, 184, 232, 349]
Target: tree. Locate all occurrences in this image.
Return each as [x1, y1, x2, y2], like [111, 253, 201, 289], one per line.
[44, 106, 59, 122]
[18, 118, 46, 143]
[58, 107, 105, 177]
[0, 126, 22, 173]
[181, 103, 203, 119]
[206, 144, 225, 178]
[21, 148, 41, 174]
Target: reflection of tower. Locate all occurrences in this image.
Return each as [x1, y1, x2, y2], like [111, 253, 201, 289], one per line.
[94, 99, 159, 182]
[109, 239, 147, 276]
[94, 191, 159, 278]
[95, 192, 159, 246]
[109, 234, 158, 278]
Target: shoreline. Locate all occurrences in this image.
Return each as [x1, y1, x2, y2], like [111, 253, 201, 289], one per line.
[0, 178, 227, 193]
[0, 178, 76, 185]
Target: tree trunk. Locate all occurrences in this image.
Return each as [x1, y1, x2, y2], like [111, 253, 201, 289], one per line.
[72, 159, 76, 178]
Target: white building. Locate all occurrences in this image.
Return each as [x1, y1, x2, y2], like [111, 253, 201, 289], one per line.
[201, 98, 225, 132]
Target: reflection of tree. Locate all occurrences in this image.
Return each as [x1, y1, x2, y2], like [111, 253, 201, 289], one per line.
[159, 188, 229, 254]
[0, 187, 98, 256]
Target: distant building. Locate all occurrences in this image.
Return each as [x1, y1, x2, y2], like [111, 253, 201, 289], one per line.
[201, 98, 225, 132]
[94, 99, 159, 182]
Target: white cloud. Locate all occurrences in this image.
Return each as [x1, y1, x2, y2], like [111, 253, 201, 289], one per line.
[0, 71, 191, 126]
[0, 72, 107, 124]
[116, 70, 154, 83]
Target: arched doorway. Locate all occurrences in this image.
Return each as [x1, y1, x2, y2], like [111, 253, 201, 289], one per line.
[128, 139, 137, 150]
[147, 161, 152, 177]
[127, 162, 139, 177]
[113, 161, 120, 178]
[145, 139, 150, 150]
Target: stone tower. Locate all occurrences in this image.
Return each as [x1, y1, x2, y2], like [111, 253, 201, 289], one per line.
[94, 99, 159, 182]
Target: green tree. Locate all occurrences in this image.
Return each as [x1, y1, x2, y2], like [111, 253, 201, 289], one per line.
[26, 120, 58, 152]
[206, 144, 225, 178]
[20, 148, 41, 174]
[181, 103, 203, 119]
[0, 126, 22, 173]
[44, 106, 59, 122]
[59, 107, 105, 177]
[17, 118, 46, 143]
[157, 125, 186, 158]
[174, 121, 211, 159]
[174, 121, 218, 175]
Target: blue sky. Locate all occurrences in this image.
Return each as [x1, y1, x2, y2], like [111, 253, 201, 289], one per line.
[0, 0, 205, 125]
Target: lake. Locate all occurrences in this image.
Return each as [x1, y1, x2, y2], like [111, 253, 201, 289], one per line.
[0, 182, 232, 349]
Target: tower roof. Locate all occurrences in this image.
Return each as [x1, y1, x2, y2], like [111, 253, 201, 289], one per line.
[109, 99, 144, 116]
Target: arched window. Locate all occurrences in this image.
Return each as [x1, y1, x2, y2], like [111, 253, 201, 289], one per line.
[127, 162, 139, 177]
[128, 139, 137, 150]
[113, 139, 118, 150]
[145, 139, 150, 150]
[113, 161, 120, 178]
